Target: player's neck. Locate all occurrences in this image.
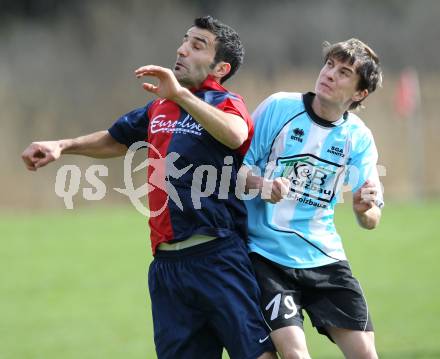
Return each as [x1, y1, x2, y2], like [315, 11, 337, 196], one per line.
[312, 96, 346, 123]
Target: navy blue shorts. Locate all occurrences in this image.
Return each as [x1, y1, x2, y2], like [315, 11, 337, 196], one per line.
[148, 235, 274, 359]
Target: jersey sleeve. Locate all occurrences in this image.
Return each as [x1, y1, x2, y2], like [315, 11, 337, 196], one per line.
[345, 129, 384, 207]
[243, 94, 279, 168]
[217, 96, 251, 124]
[216, 94, 254, 156]
[108, 103, 151, 148]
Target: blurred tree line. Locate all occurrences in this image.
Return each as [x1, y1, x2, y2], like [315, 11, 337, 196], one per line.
[1, 0, 439, 207]
[1, 0, 439, 71]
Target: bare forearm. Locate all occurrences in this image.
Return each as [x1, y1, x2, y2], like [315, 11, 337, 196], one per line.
[22, 130, 127, 171]
[241, 166, 290, 203]
[61, 131, 127, 158]
[245, 172, 264, 193]
[354, 205, 381, 229]
[173, 88, 248, 149]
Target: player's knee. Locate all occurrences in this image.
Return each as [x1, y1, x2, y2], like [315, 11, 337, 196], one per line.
[281, 348, 311, 359]
[353, 343, 378, 359]
[257, 352, 278, 359]
[356, 350, 378, 359]
[361, 348, 378, 359]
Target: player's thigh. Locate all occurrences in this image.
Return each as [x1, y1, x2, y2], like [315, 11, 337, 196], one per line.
[173, 325, 224, 359]
[148, 259, 223, 359]
[211, 293, 273, 359]
[325, 327, 378, 359]
[249, 253, 304, 331]
[271, 326, 312, 359]
[155, 323, 223, 359]
[206, 245, 274, 358]
[304, 261, 373, 340]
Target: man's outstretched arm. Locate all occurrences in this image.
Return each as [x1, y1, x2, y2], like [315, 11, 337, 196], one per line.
[21, 130, 127, 171]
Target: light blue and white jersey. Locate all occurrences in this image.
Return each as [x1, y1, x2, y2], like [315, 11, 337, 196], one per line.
[243, 92, 383, 269]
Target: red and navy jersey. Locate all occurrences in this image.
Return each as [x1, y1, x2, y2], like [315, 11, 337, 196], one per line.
[108, 76, 254, 254]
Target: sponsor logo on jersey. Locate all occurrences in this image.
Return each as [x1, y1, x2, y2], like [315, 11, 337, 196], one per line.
[150, 114, 203, 136]
[277, 153, 345, 204]
[327, 145, 345, 157]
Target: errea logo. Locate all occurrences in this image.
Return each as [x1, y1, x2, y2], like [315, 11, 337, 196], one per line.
[291, 128, 305, 143]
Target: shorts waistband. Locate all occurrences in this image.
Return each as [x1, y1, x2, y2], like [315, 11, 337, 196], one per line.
[157, 235, 216, 251]
[154, 235, 239, 259]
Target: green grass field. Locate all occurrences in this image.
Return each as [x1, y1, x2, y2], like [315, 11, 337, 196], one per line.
[1, 201, 439, 358]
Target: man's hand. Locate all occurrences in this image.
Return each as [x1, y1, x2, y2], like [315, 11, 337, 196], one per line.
[262, 177, 291, 204]
[353, 180, 378, 213]
[353, 180, 382, 229]
[21, 141, 62, 171]
[134, 65, 185, 101]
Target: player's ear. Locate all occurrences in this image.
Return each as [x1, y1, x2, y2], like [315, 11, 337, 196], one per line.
[212, 61, 231, 80]
[352, 88, 368, 103]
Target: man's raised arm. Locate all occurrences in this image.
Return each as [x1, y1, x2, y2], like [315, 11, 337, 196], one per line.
[134, 65, 248, 150]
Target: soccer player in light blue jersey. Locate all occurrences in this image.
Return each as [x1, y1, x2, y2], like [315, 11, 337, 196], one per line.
[242, 39, 383, 359]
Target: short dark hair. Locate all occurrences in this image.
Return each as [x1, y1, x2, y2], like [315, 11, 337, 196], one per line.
[323, 38, 383, 110]
[194, 15, 244, 83]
